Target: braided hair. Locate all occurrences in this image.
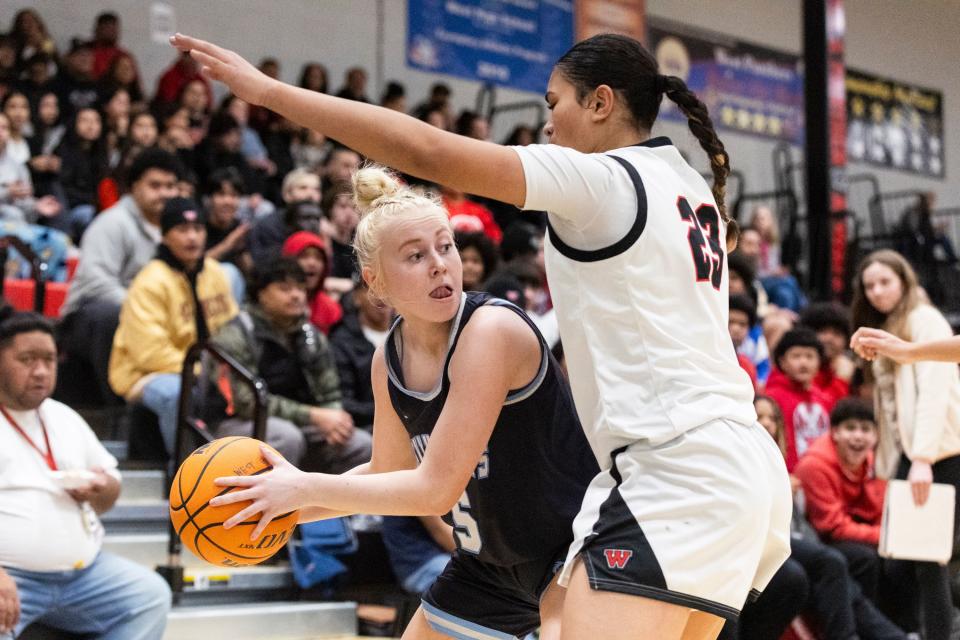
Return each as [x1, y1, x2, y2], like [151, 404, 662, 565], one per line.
[555, 34, 738, 250]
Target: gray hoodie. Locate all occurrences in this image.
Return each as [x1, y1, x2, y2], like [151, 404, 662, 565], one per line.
[61, 195, 161, 315]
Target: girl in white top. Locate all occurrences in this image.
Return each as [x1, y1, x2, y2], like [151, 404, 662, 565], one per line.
[850, 249, 960, 640]
[171, 32, 790, 640]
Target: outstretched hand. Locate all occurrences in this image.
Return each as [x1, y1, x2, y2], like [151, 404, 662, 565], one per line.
[170, 34, 279, 107]
[850, 327, 913, 363]
[210, 446, 308, 540]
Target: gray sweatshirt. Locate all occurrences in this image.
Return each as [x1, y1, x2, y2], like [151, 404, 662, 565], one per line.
[61, 195, 161, 315]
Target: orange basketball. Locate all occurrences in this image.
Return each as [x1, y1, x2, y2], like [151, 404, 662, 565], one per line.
[169, 436, 299, 567]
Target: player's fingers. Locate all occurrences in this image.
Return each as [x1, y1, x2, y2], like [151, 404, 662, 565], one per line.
[209, 486, 258, 508]
[188, 49, 226, 79]
[170, 33, 229, 60]
[213, 475, 258, 488]
[251, 512, 276, 540]
[260, 445, 285, 467]
[223, 502, 263, 530]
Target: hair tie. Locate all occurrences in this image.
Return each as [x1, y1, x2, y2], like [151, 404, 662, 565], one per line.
[654, 74, 670, 94]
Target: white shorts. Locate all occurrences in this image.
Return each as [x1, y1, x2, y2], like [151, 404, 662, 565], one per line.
[559, 419, 792, 622]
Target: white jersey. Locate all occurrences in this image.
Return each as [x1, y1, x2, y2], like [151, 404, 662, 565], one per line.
[513, 138, 756, 464]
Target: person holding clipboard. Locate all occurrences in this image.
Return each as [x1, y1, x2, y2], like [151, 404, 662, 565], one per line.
[851, 250, 960, 640]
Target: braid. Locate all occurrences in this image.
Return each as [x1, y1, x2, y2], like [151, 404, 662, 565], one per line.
[661, 76, 739, 251]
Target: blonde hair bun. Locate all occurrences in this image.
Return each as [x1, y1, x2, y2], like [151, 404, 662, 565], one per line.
[352, 166, 402, 214]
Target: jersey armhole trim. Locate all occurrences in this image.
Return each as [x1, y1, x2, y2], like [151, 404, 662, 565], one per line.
[545, 154, 647, 263]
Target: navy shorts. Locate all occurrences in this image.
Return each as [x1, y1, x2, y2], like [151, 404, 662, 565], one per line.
[420, 549, 566, 639]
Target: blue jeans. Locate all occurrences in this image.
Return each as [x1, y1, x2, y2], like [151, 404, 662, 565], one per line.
[2, 552, 171, 639]
[219, 261, 246, 304]
[402, 553, 450, 595]
[141, 373, 182, 456]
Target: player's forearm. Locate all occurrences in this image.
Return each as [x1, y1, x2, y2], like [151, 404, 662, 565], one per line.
[302, 468, 456, 518]
[912, 336, 960, 363]
[297, 462, 367, 523]
[263, 84, 446, 183]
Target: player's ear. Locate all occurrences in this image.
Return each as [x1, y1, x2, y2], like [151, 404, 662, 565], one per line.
[591, 84, 616, 121]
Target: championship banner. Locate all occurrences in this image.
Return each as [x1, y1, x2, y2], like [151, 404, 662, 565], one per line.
[407, 0, 574, 93]
[845, 69, 945, 178]
[648, 17, 805, 145]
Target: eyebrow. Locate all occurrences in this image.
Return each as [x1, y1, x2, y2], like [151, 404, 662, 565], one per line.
[398, 229, 450, 250]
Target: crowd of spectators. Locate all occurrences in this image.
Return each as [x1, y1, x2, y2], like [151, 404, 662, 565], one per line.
[0, 7, 958, 640]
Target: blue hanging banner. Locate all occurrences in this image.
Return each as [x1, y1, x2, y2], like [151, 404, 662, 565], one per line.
[407, 0, 574, 93]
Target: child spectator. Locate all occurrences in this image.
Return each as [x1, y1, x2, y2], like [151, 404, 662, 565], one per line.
[794, 399, 884, 548]
[765, 328, 832, 470]
[728, 294, 759, 390]
[455, 231, 498, 292]
[281, 231, 342, 334]
[800, 302, 856, 411]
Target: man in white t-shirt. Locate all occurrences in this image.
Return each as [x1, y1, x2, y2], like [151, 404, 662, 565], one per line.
[0, 311, 170, 639]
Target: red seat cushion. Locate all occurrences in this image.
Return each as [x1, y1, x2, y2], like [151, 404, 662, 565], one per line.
[3, 279, 35, 311]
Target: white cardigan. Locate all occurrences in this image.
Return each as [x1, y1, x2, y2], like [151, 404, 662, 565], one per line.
[873, 304, 960, 478]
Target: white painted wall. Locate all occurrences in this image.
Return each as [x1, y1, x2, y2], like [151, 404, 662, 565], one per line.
[8, 0, 960, 210]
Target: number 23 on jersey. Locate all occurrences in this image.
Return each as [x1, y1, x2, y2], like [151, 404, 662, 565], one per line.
[677, 196, 725, 290]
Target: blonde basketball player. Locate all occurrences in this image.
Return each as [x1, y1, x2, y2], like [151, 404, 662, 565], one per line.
[172, 31, 791, 640]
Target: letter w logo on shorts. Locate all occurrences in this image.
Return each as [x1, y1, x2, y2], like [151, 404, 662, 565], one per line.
[603, 548, 633, 569]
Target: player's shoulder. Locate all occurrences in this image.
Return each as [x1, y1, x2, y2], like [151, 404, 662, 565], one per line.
[459, 303, 538, 357]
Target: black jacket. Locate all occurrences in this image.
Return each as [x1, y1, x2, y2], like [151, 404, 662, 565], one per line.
[329, 301, 375, 427]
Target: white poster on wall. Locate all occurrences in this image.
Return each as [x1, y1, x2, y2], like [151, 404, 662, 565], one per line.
[150, 3, 177, 44]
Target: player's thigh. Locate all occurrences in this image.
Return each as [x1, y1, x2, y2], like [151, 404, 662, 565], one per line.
[401, 607, 456, 640]
[538, 571, 565, 640]
[560, 559, 690, 640]
[682, 610, 725, 640]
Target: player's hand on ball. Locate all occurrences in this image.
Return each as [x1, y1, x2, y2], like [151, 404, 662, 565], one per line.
[169, 34, 279, 107]
[211, 446, 305, 540]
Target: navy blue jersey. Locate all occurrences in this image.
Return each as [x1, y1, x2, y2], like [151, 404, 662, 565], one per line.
[385, 292, 599, 566]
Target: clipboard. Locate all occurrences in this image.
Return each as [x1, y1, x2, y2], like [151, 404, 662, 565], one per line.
[879, 479, 956, 564]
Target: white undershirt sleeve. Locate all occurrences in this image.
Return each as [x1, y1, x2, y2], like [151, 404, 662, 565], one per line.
[511, 144, 639, 251]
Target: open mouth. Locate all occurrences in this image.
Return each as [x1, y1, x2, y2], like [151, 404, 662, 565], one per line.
[430, 285, 453, 299]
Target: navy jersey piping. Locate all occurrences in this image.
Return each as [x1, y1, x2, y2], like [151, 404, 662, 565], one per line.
[384, 295, 548, 404]
[384, 292, 467, 401]
[545, 154, 648, 263]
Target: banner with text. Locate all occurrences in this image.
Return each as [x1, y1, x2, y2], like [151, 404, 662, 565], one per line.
[647, 17, 805, 145]
[407, 0, 574, 93]
[846, 69, 944, 178]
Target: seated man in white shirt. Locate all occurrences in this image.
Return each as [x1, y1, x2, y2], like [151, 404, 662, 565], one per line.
[0, 310, 171, 639]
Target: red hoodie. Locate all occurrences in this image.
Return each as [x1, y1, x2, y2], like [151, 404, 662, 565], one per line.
[281, 232, 343, 334]
[764, 368, 832, 471]
[814, 366, 850, 412]
[794, 432, 885, 545]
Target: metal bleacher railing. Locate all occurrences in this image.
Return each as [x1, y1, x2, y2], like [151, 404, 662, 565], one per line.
[0, 235, 51, 314]
[158, 340, 269, 604]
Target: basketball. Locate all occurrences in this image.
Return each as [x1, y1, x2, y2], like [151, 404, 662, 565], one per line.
[169, 436, 299, 567]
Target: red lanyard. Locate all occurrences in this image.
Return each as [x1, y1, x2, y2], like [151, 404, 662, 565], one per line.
[1, 406, 57, 471]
